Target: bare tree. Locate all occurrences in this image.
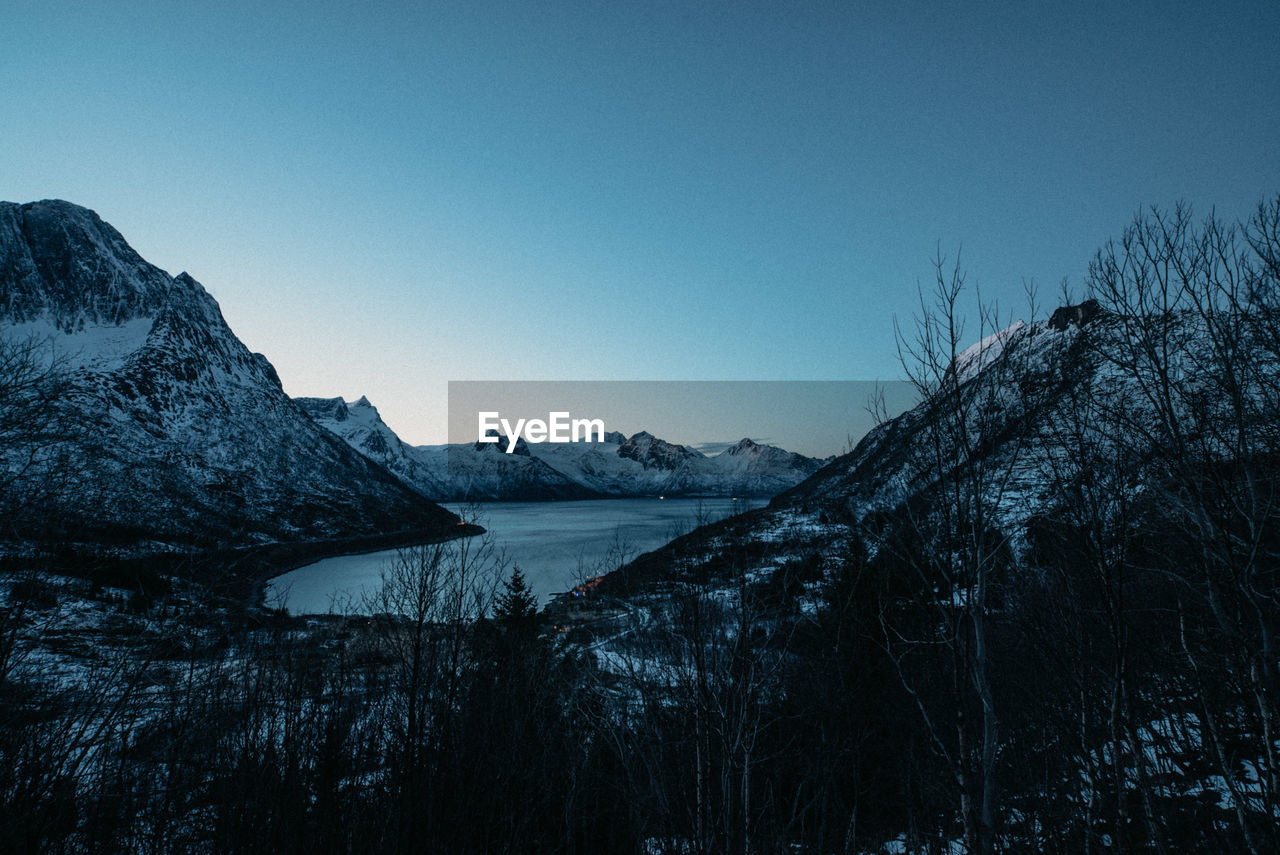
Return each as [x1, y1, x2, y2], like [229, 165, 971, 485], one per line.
[359, 508, 504, 846]
[0, 332, 78, 541]
[1087, 200, 1280, 852]
[880, 249, 1055, 853]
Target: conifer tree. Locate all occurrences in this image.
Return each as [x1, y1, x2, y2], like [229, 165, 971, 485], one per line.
[495, 566, 539, 629]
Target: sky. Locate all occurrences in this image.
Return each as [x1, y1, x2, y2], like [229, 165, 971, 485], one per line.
[3, 0, 1278, 448]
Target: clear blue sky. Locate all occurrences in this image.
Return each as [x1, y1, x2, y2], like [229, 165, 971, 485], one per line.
[3, 0, 1277, 445]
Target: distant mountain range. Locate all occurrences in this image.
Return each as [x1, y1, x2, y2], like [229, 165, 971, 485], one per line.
[0, 200, 460, 554]
[295, 396, 831, 501]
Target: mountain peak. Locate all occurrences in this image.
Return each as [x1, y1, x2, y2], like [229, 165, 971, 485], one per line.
[618, 430, 703, 470]
[296, 396, 350, 421]
[18, 198, 109, 230]
[1048, 299, 1104, 331]
[1, 198, 174, 328]
[476, 429, 531, 456]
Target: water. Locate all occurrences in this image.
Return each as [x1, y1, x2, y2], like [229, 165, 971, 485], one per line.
[265, 497, 759, 615]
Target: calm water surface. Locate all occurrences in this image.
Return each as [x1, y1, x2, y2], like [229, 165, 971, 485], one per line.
[265, 498, 758, 615]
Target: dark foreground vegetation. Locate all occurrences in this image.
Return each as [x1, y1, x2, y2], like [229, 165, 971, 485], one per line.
[3, 198, 1280, 853]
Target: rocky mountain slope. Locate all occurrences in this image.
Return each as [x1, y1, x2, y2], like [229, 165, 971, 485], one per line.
[0, 200, 459, 553]
[603, 292, 1279, 596]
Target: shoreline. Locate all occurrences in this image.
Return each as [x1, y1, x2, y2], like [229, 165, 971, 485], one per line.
[245, 523, 486, 609]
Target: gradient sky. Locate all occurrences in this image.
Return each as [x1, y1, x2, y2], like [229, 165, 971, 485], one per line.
[3, 0, 1278, 446]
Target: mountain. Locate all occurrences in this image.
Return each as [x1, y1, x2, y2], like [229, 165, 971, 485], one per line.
[601, 291, 1280, 602]
[584, 202, 1280, 851]
[601, 308, 1110, 590]
[294, 395, 452, 498]
[529, 430, 830, 497]
[616, 430, 704, 469]
[295, 396, 596, 500]
[0, 200, 460, 553]
[297, 396, 831, 500]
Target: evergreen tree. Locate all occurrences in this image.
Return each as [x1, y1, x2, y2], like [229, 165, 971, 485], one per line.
[494, 566, 539, 629]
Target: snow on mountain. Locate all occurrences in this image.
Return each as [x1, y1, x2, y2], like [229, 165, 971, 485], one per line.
[418, 439, 598, 500]
[297, 397, 831, 500]
[294, 395, 450, 497]
[295, 397, 594, 500]
[528, 432, 696, 496]
[949, 319, 1027, 384]
[605, 297, 1280, 598]
[0, 200, 460, 553]
[769, 316, 1075, 533]
[531, 430, 829, 497]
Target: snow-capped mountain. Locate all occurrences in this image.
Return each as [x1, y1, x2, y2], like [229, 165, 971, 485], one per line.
[766, 309, 1143, 532]
[609, 312, 1100, 585]
[604, 293, 1280, 598]
[528, 430, 829, 497]
[294, 395, 453, 498]
[297, 396, 830, 500]
[0, 200, 459, 553]
[296, 396, 594, 500]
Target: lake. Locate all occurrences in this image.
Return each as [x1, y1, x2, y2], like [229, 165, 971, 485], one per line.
[265, 497, 760, 615]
